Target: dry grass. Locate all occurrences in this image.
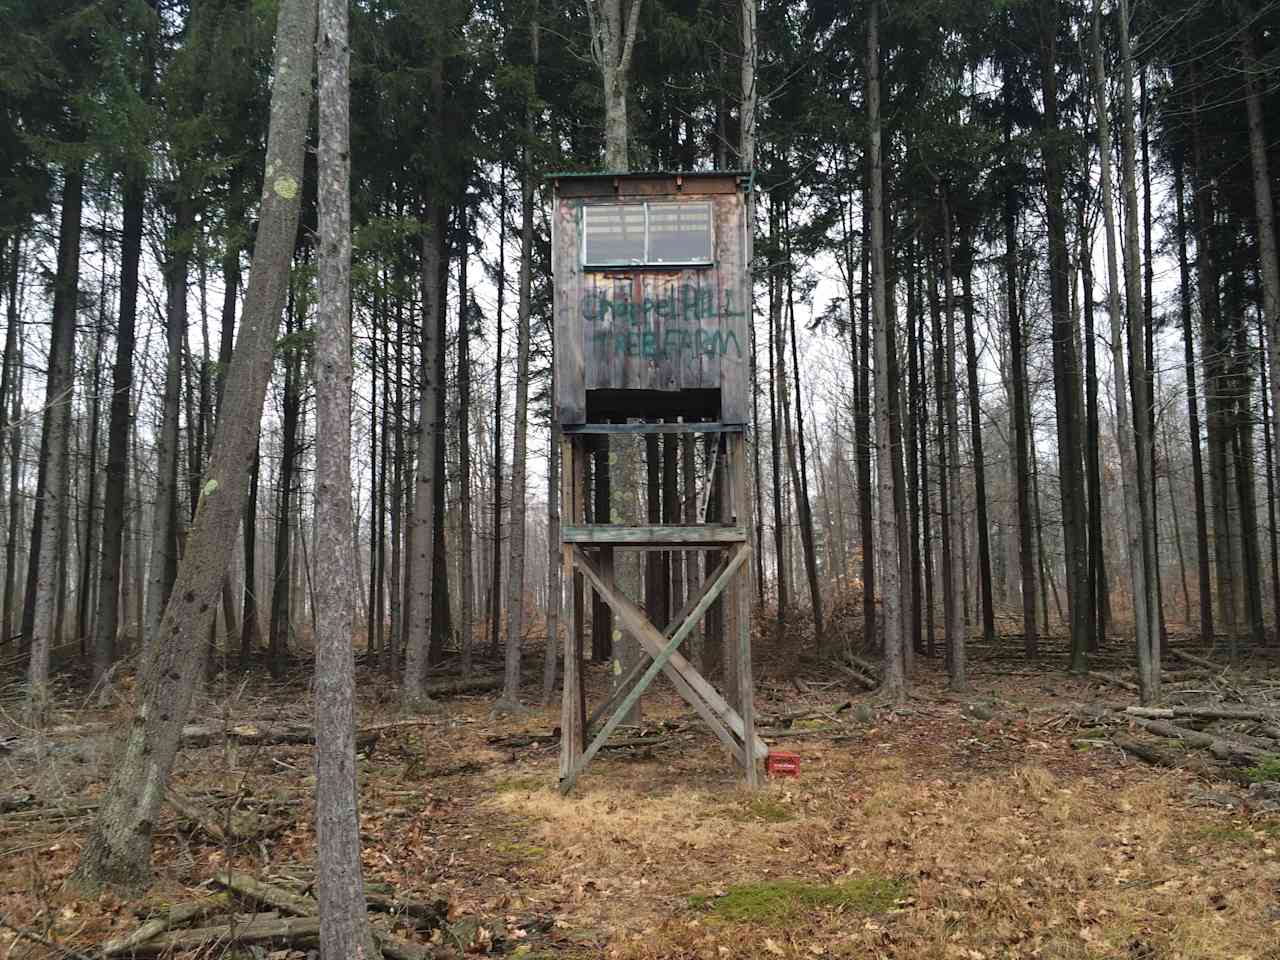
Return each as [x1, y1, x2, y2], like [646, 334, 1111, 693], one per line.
[1, 662, 1279, 959]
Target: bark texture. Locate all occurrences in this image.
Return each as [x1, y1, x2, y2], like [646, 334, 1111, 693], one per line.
[313, 1, 377, 952]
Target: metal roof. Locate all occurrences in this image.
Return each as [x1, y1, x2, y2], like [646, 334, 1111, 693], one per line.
[545, 169, 749, 180]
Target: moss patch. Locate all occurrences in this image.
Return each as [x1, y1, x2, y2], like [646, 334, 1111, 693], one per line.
[492, 839, 547, 862]
[1245, 758, 1280, 783]
[728, 796, 795, 824]
[692, 876, 905, 924]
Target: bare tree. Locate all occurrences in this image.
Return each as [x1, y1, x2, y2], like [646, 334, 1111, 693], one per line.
[27, 163, 82, 726]
[313, 0, 377, 951]
[867, 0, 905, 702]
[1090, 0, 1148, 699]
[586, 0, 643, 170]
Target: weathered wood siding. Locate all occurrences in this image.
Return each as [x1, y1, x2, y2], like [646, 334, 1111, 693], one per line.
[553, 175, 750, 424]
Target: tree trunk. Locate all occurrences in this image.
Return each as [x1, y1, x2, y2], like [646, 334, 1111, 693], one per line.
[1040, 0, 1092, 669]
[239, 445, 261, 668]
[269, 284, 301, 679]
[1091, 0, 1150, 700]
[313, 4, 378, 950]
[402, 197, 442, 708]
[1003, 62, 1036, 658]
[487, 165, 505, 660]
[1242, 26, 1280, 631]
[1115, 0, 1160, 701]
[786, 236, 824, 650]
[27, 162, 82, 725]
[145, 199, 191, 651]
[867, 0, 904, 701]
[459, 202, 474, 677]
[500, 140, 535, 707]
[69, 0, 315, 892]
[428, 202, 451, 665]
[940, 191, 965, 690]
[958, 225, 994, 649]
[592, 0, 642, 170]
[1, 236, 20, 648]
[767, 202, 787, 626]
[1078, 196, 1108, 649]
[543, 405, 561, 705]
[1174, 145, 1213, 644]
[1190, 62, 1236, 655]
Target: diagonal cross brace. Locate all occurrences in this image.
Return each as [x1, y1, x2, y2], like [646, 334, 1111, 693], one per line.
[562, 541, 755, 794]
[584, 548, 739, 736]
[573, 544, 767, 766]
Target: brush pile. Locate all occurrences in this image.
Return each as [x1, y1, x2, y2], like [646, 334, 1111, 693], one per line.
[1063, 651, 1280, 808]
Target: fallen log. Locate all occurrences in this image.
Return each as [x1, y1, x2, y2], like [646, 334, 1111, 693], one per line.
[100, 893, 233, 957]
[758, 725, 842, 739]
[834, 661, 877, 691]
[847, 655, 882, 679]
[122, 914, 320, 956]
[214, 870, 437, 958]
[1111, 734, 1252, 786]
[1113, 735, 1183, 770]
[421, 674, 502, 697]
[1168, 648, 1224, 672]
[1125, 705, 1278, 723]
[1128, 716, 1279, 765]
[1088, 671, 1139, 693]
[181, 723, 380, 752]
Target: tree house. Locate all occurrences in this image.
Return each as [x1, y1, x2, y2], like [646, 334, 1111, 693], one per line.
[551, 171, 763, 792]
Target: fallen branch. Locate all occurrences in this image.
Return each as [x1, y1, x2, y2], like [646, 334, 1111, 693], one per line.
[214, 870, 436, 959]
[758, 725, 842, 739]
[1088, 671, 1139, 693]
[100, 893, 233, 957]
[167, 790, 278, 844]
[834, 661, 877, 691]
[0, 911, 96, 960]
[1168, 648, 1224, 672]
[847, 654, 882, 678]
[421, 675, 502, 697]
[123, 914, 320, 956]
[181, 722, 381, 751]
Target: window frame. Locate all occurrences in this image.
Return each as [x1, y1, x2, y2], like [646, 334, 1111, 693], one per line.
[580, 200, 715, 269]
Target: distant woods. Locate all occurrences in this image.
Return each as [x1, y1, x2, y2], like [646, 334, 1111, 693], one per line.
[1, 0, 1279, 711]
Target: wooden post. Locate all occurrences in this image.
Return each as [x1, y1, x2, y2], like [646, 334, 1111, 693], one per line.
[559, 436, 585, 782]
[726, 432, 759, 788]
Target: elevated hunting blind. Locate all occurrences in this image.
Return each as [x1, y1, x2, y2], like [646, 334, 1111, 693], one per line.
[552, 171, 764, 793]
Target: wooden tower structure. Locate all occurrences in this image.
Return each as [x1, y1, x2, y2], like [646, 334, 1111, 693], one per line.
[552, 170, 765, 793]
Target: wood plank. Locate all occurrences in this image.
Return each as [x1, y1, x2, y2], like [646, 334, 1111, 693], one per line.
[555, 197, 587, 423]
[562, 524, 747, 547]
[563, 421, 743, 435]
[573, 545, 766, 761]
[562, 543, 750, 793]
[559, 438, 585, 781]
[716, 193, 750, 424]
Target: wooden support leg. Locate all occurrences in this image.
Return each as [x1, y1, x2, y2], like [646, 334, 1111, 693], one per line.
[559, 436, 585, 782]
[727, 433, 759, 788]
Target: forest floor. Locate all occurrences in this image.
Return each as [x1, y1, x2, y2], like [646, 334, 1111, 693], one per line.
[2, 639, 1279, 960]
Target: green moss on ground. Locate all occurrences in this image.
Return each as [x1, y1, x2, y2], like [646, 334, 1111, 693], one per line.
[691, 876, 905, 924]
[727, 796, 795, 824]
